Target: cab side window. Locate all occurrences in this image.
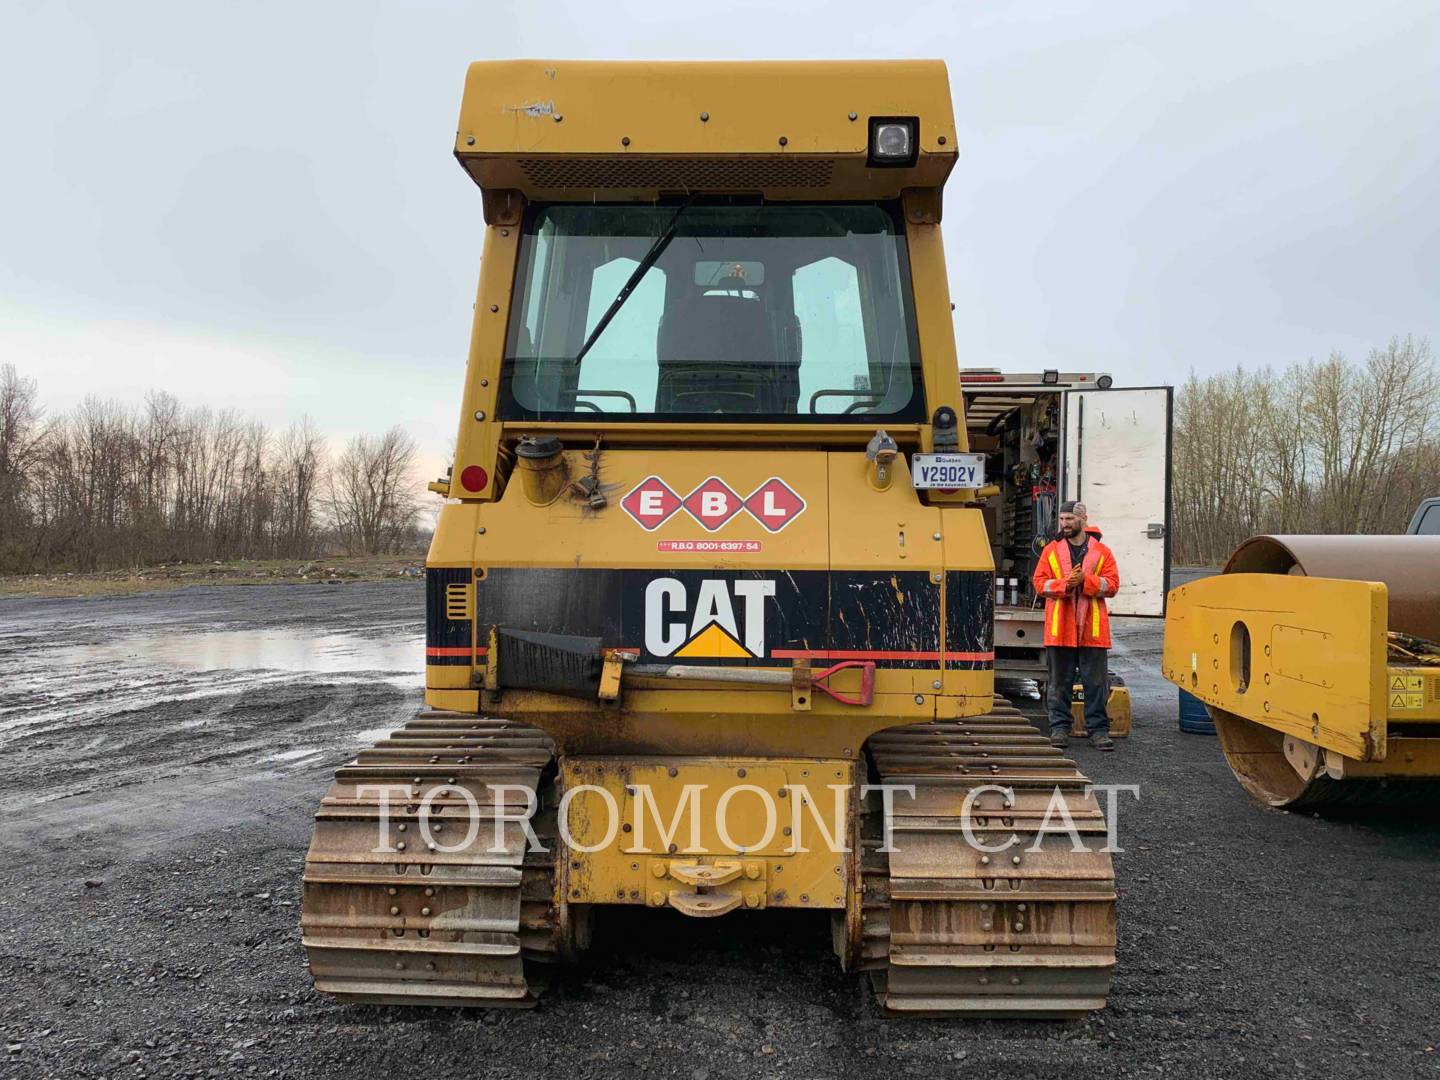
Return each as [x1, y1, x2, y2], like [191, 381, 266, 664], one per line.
[575, 258, 665, 413]
[793, 257, 870, 414]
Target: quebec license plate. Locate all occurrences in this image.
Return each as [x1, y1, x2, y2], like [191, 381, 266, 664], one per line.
[911, 453, 986, 489]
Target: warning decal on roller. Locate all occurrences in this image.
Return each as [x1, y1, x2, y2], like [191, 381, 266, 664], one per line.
[1387, 674, 1425, 710]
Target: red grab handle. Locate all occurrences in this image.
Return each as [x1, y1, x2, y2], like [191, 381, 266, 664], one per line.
[810, 660, 876, 707]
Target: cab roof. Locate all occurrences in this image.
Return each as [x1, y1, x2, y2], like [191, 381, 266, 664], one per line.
[455, 60, 958, 205]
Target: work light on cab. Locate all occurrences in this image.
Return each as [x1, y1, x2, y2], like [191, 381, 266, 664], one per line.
[868, 118, 917, 166]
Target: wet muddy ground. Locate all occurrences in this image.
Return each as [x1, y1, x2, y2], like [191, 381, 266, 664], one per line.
[3, 582, 1437, 1079]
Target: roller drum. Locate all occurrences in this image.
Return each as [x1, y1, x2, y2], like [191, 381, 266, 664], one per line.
[1224, 534, 1440, 641]
[1208, 534, 1440, 812]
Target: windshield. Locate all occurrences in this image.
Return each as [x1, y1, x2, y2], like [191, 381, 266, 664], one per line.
[500, 203, 924, 422]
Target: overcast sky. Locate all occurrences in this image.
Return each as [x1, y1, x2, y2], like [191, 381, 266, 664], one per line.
[2, 0, 1436, 472]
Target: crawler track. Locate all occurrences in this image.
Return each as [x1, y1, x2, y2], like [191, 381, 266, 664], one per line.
[304, 701, 1114, 1016]
[301, 710, 577, 1007]
[860, 696, 1117, 1017]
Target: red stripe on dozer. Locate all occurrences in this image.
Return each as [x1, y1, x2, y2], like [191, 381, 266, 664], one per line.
[770, 649, 994, 662]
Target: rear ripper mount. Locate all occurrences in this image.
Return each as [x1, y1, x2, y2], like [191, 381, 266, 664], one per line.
[302, 699, 1115, 1016]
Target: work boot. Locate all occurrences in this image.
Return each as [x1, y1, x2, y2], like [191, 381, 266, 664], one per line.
[1090, 733, 1115, 752]
[1048, 730, 1069, 748]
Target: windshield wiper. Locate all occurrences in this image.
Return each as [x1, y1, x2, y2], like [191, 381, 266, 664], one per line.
[572, 197, 695, 367]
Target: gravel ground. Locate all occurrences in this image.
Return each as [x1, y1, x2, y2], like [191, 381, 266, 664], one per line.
[3, 582, 1437, 1079]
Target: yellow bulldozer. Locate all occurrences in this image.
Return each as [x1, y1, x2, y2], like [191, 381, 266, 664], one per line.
[300, 60, 1118, 1017]
[1163, 532, 1440, 809]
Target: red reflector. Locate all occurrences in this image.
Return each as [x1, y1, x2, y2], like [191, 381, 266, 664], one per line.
[459, 465, 488, 492]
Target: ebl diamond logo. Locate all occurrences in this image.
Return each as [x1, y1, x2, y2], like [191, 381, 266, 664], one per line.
[621, 476, 682, 531]
[681, 477, 744, 532]
[743, 477, 806, 532]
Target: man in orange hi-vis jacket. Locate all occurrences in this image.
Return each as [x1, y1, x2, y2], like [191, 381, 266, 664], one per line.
[1031, 500, 1121, 751]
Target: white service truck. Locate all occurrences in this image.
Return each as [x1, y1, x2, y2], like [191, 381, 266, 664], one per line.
[959, 370, 1172, 686]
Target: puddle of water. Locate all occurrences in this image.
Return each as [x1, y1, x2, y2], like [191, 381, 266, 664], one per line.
[267, 747, 323, 763]
[3, 629, 429, 742]
[53, 629, 426, 676]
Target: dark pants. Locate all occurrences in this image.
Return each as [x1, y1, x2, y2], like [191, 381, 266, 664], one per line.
[1046, 646, 1109, 736]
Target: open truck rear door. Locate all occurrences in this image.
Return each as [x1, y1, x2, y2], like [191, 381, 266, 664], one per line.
[1061, 386, 1172, 616]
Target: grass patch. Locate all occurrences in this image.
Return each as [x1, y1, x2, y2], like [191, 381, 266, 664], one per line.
[0, 555, 425, 599]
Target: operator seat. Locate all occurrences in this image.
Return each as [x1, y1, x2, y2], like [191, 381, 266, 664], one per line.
[655, 291, 798, 413]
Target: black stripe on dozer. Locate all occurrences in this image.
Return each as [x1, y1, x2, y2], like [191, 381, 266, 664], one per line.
[461, 568, 994, 669]
[426, 567, 473, 665]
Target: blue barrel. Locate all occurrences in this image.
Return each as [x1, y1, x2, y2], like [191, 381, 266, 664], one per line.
[1178, 688, 1216, 735]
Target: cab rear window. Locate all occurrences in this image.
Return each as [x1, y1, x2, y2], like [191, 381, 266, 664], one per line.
[500, 203, 924, 422]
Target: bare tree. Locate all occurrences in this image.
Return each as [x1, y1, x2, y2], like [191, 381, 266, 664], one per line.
[0, 371, 435, 572]
[0, 364, 48, 569]
[1172, 367, 1271, 562]
[325, 426, 421, 555]
[1174, 336, 1438, 564]
[131, 391, 181, 556]
[272, 417, 325, 557]
[1259, 370, 1310, 533]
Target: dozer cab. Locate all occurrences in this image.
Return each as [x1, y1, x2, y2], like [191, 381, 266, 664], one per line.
[301, 60, 1116, 1017]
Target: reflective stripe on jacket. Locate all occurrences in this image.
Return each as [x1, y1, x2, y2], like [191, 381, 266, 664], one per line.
[1030, 525, 1120, 648]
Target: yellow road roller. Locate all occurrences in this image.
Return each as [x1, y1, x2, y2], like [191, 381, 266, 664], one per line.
[1163, 534, 1440, 809]
[301, 59, 1117, 1017]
